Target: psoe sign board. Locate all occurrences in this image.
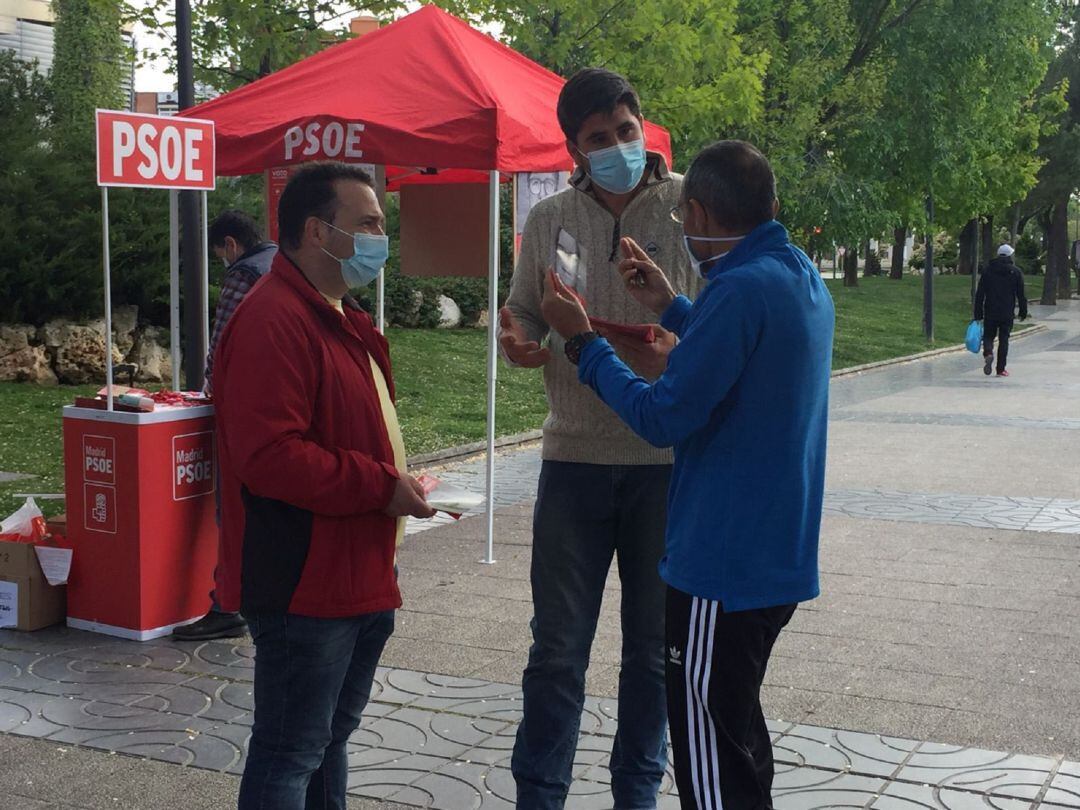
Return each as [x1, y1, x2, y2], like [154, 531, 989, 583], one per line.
[96, 109, 215, 190]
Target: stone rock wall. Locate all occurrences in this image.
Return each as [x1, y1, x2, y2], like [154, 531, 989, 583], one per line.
[0, 308, 177, 386]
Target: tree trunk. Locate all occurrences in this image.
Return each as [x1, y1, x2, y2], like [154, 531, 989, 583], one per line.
[1041, 256, 1057, 305]
[863, 239, 882, 276]
[924, 196, 934, 340]
[1010, 202, 1021, 244]
[1041, 208, 1058, 306]
[1052, 193, 1071, 300]
[958, 218, 978, 276]
[843, 248, 859, 287]
[981, 215, 994, 266]
[890, 226, 906, 279]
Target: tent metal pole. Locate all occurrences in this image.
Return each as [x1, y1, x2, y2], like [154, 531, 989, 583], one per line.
[169, 191, 181, 391]
[102, 187, 114, 412]
[202, 190, 210, 376]
[481, 170, 499, 565]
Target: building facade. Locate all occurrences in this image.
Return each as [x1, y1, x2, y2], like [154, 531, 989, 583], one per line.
[0, 0, 135, 106]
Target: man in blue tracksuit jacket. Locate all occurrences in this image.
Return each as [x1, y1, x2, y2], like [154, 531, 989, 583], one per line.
[541, 140, 835, 810]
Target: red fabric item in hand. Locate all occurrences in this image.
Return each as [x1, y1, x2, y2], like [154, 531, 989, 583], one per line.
[589, 317, 657, 344]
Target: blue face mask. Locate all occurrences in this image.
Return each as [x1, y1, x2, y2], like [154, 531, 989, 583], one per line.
[320, 220, 389, 288]
[585, 139, 647, 195]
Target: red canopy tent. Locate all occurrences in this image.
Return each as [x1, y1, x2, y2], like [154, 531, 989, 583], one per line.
[187, 5, 673, 562]
[188, 4, 671, 176]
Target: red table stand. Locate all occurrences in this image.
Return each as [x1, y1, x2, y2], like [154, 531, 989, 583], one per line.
[62, 404, 217, 640]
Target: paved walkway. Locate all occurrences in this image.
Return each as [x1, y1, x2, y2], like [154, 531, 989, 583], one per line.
[0, 635, 1077, 808]
[2, 303, 1079, 808]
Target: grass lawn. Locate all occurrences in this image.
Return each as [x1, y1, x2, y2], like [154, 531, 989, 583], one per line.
[0, 329, 548, 518]
[0, 273, 1022, 518]
[0, 382, 97, 517]
[387, 328, 548, 454]
[825, 273, 982, 368]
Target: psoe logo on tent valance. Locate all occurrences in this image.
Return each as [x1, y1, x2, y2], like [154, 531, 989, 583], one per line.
[283, 121, 366, 162]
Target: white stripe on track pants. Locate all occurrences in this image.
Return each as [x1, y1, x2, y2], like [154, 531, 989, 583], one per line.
[664, 586, 796, 810]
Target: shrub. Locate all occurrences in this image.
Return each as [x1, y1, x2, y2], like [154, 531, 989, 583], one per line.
[1014, 231, 1043, 275]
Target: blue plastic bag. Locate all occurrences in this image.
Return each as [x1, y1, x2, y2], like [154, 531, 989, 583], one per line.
[965, 320, 983, 353]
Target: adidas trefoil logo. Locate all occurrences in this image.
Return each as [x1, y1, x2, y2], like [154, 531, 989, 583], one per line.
[668, 645, 683, 665]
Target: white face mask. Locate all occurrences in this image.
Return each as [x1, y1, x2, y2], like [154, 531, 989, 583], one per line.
[682, 233, 746, 276]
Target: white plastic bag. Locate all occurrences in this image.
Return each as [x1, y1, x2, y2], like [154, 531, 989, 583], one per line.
[0, 497, 46, 544]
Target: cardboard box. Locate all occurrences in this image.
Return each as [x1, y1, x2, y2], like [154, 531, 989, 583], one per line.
[0, 541, 66, 631]
[46, 513, 67, 538]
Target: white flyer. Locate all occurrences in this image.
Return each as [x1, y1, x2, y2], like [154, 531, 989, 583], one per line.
[417, 475, 485, 516]
[554, 228, 584, 292]
[0, 580, 18, 628]
[34, 546, 73, 586]
[426, 482, 485, 514]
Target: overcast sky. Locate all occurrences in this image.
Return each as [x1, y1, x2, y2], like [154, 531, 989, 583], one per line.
[132, 14, 172, 92]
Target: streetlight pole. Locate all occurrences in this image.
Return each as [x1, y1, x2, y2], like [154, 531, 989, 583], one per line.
[177, 0, 206, 390]
[923, 194, 934, 341]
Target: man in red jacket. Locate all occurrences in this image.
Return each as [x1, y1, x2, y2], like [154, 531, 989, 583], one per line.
[214, 161, 434, 810]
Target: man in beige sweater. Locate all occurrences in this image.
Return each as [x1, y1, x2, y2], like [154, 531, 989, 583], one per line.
[500, 68, 700, 810]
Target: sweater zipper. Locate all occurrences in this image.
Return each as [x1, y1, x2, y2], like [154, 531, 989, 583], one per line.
[606, 180, 670, 261]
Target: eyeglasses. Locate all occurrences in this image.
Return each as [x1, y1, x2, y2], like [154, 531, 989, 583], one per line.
[670, 204, 687, 224]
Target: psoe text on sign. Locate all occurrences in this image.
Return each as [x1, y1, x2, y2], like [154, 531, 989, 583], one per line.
[96, 110, 216, 191]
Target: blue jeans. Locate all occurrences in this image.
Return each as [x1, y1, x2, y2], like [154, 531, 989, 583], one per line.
[209, 480, 229, 614]
[512, 461, 670, 809]
[238, 610, 394, 810]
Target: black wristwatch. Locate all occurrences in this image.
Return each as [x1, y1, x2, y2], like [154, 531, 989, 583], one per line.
[564, 331, 600, 365]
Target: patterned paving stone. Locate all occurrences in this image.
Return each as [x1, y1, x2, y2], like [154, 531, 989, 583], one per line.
[4, 622, 1078, 809]
[403, 759, 501, 810]
[382, 669, 523, 717]
[896, 743, 1058, 802]
[0, 687, 67, 738]
[823, 490, 1080, 534]
[5, 363, 1080, 809]
[358, 706, 478, 759]
[1046, 761, 1080, 807]
[872, 781, 1033, 809]
[344, 752, 449, 803]
[773, 773, 889, 808]
[186, 639, 256, 675]
[777, 724, 921, 778]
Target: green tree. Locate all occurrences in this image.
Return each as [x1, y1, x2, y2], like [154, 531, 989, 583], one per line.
[733, 0, 912, 249]
[1021, 0, 1080, 303]
[51, 0, 128, 142]
[438, 0, 767, 168]
[436, 0, 932, 252]
[0, 52, 58, 322]
[842, 0, 1053, 312]
[48, 0, 174, 325]
[133, 0, 404, 92]
[0, 2, 174, 326]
